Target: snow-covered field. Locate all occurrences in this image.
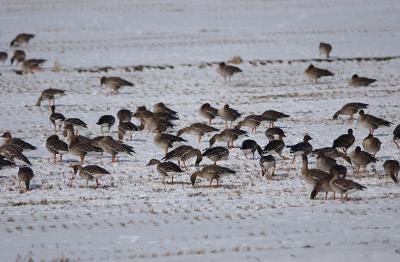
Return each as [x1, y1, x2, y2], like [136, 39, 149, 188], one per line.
[1, 0, 400, 261]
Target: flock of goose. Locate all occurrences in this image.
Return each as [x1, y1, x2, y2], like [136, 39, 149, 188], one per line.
[1, 34, 399, 201]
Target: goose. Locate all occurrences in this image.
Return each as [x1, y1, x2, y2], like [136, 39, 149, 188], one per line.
[261, 110, 289, 127]
[240, 139, 263, 159]
[301, 154, 332, 199]
[319, 42, 332, 58]
[218, 104, 242, 127]
[202, 146, 229, 165]
[362, 134, 381, 156]
[287, 135, 313, 163]
[305, 64, 334, 84]
[65, 118, 87, 134]
[177, 123, 219, 143]
[383, 160, 399, 183]
[235, 115, 264, 133]
[97, 136, 134, 163]
[153, 102, 178, 117]
[190, 165, 235, 187]
[10, 50, 26, 65]
[46, 135, 68, 163]
[100, 76, 134, 95]
[0, 52, 7, 64]
[118, 121, 139, 140]
[49, 105, 65, 132]
[0, 144, 31, 165]
[265, 127, 286, 142]
[329, 168, 366, 201]
[71, 164, 110, 188]
[332, 129, 355, 153]
[96, 115, 115, 133]
[22, 59, 46, 74]
[216, 62, 242, 81]
[10, 33, 35, 47]
[359, 110, 392, 135]
[154, 131, 186, 154]
[1, 132, 37, 151]
[393, 124, 400, 149]
[349, 74, 377, 87]
[209, 129, 246, 148]
[200, 103, 218, 125]
[17, 167, 34, 191]
[260, 155, 276, 179]
[349, 146, 377, 173]
[146, 159, 184, 184]
[333, 102, 368, 120]
[162, 145, 202, 168]
[263, 138, 287, 159]
[36, 88, 65, 107]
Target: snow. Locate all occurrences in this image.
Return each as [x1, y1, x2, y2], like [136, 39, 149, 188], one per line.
[0, 0, 400, 261]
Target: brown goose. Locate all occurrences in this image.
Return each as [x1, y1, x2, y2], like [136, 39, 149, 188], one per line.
[200, 103, 218, 125]
[218, 104, 242, 127]
[209, 129, 246, 148]
[17, 167, 34, 191]
[235, 115, 264, 133]
[68, 137, 102, 164]
[162, 145, 202, 168]
[117, 109, 133, 123]
[49, 105, 65, 132]
[305, 64, 334, 84]
[329, 169, 366, 201]
[332, 129, 355, 153]
[261, 110, 289, 127]
[359, 110, 392, 134]
[154, 102, 178, 117]
[146, 159, 184, 184]
[10, 33, 35, 47]
[216, 62, 242, 81]
[319, 42, 332, 58]
[71, 164, 110, 187]
[97, 136, 134, 162]
[349, 74, 376, 87]
[0, 144, 31, 165]
[333, 102, 368, 120]
[349, 146, 377, 173]
[36, 88, 65, 107]
[362, 134, 381, 156]
[383, 160, 399, 183]
[190, 165, 236, 187]
[1, 132, 37, 151]
[46, 135, 68, 163]
[118, 121, 139, 140]
[240, 139, 263, 159]
[312, 147, 351, 164]
[177, 123, 219, 142]
[100, 76, 134, 95]
[315, 151, 337, 173]
[10, 50, 26, 65]
[22, 59, 46, 74]
[154, 131, 186, 154]
[202, 146, 229, 165]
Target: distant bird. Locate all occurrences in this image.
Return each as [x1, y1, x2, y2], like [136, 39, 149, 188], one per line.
[235, 115, 264, 133]
[49, 105, 65, 132]
[71, 164, 110, 188]
[10, 33, 35, 47]
[22, 58, 46, 74]
[190, 165, 235, 187]
[305, 64, 334, 84]
[209, 128, 246, 148]
[1, 132, 37, 151]
[10, 50, 26, 65]
[177, 123, 219, 143]
[98, 136, 134, 162]
[36, 88, 65, 107]
[68, 136, 102, 164]
[100, 76, 134, 95]
[349, 74, 376, 87]
[46, 135, 68, 163]
[265, 127, 286, 142]
[216, 62, 242, 81]
[162, 145, 202, 168]
[332, 129, 355, 153]
[362, 134, 381, 156]
[329, 168, 366, 201]
[383, 160, 399, 183]
[263, 138, 287, 160]
[117, 109, 133, 123]
[118, 121, 139, 140]
[261, 110, 289, 127]
[392, 124, 400, 148]
[0, 52, 7, 64]
[146, 159, 184, 184]
[319, 42, 332, 58]
[333, 102, 368, 120]
[202, 146, 229, 165]
[0, 144, 32, 165]
[359, 110, 392, 134]
[287, 135, 313, 163]
[260, 155, 276, 179]
[200, 103, 219, 125]
[17, 167, 34, 191]
[218, 104, 242, 127]
[240, 139, 263, 159]
[97, 115, 115, 133]
[154, 102, 178, 117]
[65, 118, 87, 134]
[349, 146, 377, 173]
[154, 131, 186, 154]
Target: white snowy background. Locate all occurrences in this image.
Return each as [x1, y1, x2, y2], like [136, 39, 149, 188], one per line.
[0, 0, 399, 261]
